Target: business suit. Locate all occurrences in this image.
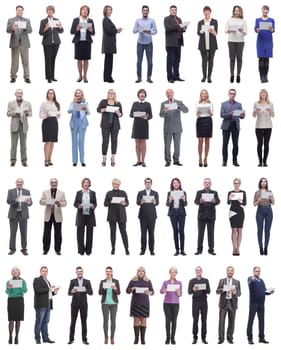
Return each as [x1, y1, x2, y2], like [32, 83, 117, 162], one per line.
[104, 189, 129, 253]
[102, 16, 118, 81]
[98, 278, 120, 340]
[7, 99, 32, 163]
[164, 15, 185, 81]
[194, 189, 220, 253]
[39, 189, 66, 254]
[216, 277, 241, 342]
[137, 189, 159, 254]
[197, 18, 218, 80]
[74, 190, 97, 255]
[39, 17, 63, 81]
[7, 187, 32, 253]
[68, 278, 93, 342]
[33, 275, 56, 342]
[220, 100, 244, 164]
[159, 99, 188, 164]
[6, 16, 32, 80]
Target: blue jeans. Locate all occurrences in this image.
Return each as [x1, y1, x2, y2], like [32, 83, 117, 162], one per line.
[71, 123, 87, 164]
[170, 209, 185, 251]
[34, 304, 51, 341]
[256, 206, 273, 248]
[136, 42, 153, 78]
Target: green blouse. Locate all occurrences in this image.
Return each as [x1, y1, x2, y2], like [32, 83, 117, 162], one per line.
[6, 278, 27, 298]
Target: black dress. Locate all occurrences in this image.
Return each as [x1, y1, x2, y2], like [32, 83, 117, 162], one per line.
[228, 190, 247, 228]
[126, 279, 154, 318]
[130, 101, 152, 139]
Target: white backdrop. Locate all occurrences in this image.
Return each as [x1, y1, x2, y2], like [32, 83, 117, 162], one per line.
[0, 0, 279, 349]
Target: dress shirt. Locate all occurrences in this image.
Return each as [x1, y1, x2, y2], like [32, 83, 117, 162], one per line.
[133, 17, 157, 44]
[226, 278, 233, 299]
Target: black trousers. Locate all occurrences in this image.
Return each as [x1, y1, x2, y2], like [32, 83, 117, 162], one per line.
[109, 221, 129, 250]
[246, 303, 265, 341]
[222, 123, 240, 163]
[76, 215, 93, 255]
[200, 50, 215, 79]
[192, 300, 208, 340]
[163, 303, 179, 339]
[166, 46, 181, 81]
[255, 128, 272, 164]
[43, 214, 62, 253]
[69, 303, 88, 341]
[103, 53, 114, 81]
[43, 44, 59, 80]
[140, 218, 155, 253]
[197, 219, 215, 252]
[228, 42, 244, 75]
[102, 128, 119, 155]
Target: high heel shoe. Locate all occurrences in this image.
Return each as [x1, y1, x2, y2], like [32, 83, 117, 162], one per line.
[48, 161, 53, 166]
[102, 161, 106, 166]
[44, 161, 49, 167]
[111, 157, 115, 166]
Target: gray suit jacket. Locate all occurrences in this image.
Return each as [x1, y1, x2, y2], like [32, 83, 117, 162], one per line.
[7, 100, 32, 133]
[159, 99, 189, 133]
[216, 277, 241, 309]
[6, 16, 32, 48]
[7, 188, 32, 220]
[220, 100, 243, 131]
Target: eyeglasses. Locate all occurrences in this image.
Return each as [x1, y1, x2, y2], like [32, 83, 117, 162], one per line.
[234, 182, 240, 185]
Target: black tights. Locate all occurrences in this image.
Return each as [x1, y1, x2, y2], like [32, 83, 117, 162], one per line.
[9, 320, 20, 337]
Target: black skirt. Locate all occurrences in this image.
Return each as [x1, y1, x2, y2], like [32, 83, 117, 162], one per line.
[196, 117, 213, 138]
[8, 297, 24, 321]
[75, 41, 91, 60]
[130, 305, 149, 318]
[131, 118, 149, 139]
[42, 117, 58, 142]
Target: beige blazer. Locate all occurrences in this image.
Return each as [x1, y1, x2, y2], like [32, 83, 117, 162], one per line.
[7, 100, 32, 133]
[39, 189, 66, 223]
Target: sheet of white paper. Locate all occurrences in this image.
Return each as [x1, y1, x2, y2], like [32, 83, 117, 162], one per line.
[14, 21, 27, 29]
[19, 195, 30, 202]
[180, 21, 190, 28]
[261, 191, 272, 199]
[79, 22, 92, 30]
[229, 24, 242, 32]
[259, 21, 271, 30]
[46, 198, 55, 205]
[135, 287, 148, 294]
[232, 109, 243, 117]
[77, 286, 86, 292]
[230, 192, 244, 201]
[73, 103, 85, 111]
[201, 193, 214, 202]
[198, 106, 210, 116]
[133, 111, 146, 118]
[9, 279, 22, 288]
[167, 284, 179, 292]
[164, 103, 178, 111]
[111, 197, 125, 204]
[106, 106, 119, 113]
[170, 190, 184, 201]
[223, 284, 234, 292]
[195, 283, 206, 290]
[49, 19, 60, 28]
[103, 281, 115, 289]
[201, 24, 214, 32]
[142, 195, 155, 203]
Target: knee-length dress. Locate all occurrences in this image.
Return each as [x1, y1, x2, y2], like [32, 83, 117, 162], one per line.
[130, 101, 153, 139]
[255, 17, 275, 58]
[126, 278, 154, 318]
[227, 190, 247, 228]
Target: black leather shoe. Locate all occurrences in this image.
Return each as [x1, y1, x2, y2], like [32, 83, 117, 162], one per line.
[77, 78, 82, 82]
[68, 340, 74, 344]
[202, 339, 208, 344]
[176, 78, 185, 81]
[11, 160, 16, 166]
[192, 339, 197, 344]
[10, 78, 16, 83]
[248, 340, 254, 345]
[135, 78, 142, 83]
[259, 339, 269, 344]
[233, 161, 240, 166]
[133, 162, 142, 166]
[207, 78, 212, 83]
[147, 77, 153, 83]
[165, 337, 170, 344]
[171, 338, 176, 344]
[22, 161, 27, 167]
[227, 339, 234, 344]
[165, 162, 171, 167]
[230, 75, 234, 83]
[208, 250, 216, 255]
[48, 79, 52, 83]
[36, 339, 41, 344]
[218, 340, 224, 344]
[222, 162, 227, 166]
[43, 338, 55, 343]
[260, 246, 264, 255]
[173, 161, 183, 166]
[150, 252, 155, 255]
[111, 248, 115, 255]
[181, 251, 187, 256]
[52, 78, 58, 82]
[194, 250, 202, 255]
[84, 79, 88, 83]
[263, 163, 268, 167]
[21, 249, 28, 256]
[264, 247, 268, 255]
[168, 80, 174, 83]
[174, 251, 179, 256]
[56, 252, 61, 255]
[125, 249, 130, 255]
[24, 78, 31, 83]
[201, 77, 206, 82]
[8, 250, 16, 255]
[82, 339, 89, 345]
[14, 336, 18, 344]
[81, 163, 86, 167]
[73, 163, 77, 166]
[236, 75, 241, 83]
[139, 251, 145, 255]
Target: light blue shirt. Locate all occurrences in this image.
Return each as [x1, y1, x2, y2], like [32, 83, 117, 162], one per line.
[133, 17, 157, 45]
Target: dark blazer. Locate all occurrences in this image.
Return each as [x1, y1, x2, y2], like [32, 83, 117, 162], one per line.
[166, 191, 187, 216]
[197, 18, 218, 51]
[104, 190, 128, 223]
[71, 17, 95, 44]
[102, 16, 117, 54]
[137, 189, 159, 220]
[73, 190, 97, 227]
[68, 278, 93, 306]
[216, 277, 241, 309]
[220, 100, 243, 131]
[97, 99, 123, 129]
[33, 276, 56, 309]
[98, 278, 121, 303]
[194, 189, 220, 221]
[39, 17, 63, 45]
[164, 15, 184, 47]
[7, 188, 32, 220]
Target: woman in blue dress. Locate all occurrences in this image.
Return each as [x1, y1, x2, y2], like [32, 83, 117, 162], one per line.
[254, 5, 275, 83]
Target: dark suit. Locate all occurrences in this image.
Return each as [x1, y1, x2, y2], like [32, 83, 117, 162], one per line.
[194, 189, 220, 253]
[7, 187, 32, 252]
[197, 18, 218, 79]
[39, 17, 63, 80]
[164, 15, 185, 81]
[33, 275, 56, 342]
[216, 278, 241, 342]
[137, 189, 159, 254]
[98, 278, 120, 339]
[102, 16, 118, 81]
[70, 17, 95, 44]
[70, 17, 95, 61]
[220, 100, 244, 164]
[68, 278, 93, 342]
[74, 190, 97, 255]
[166, 191, 187, 252]
[104, 189, 129, 252]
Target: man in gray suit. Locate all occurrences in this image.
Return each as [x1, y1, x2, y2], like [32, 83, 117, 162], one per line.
[159, 89, 188, 166]
[216, 266, 241, 344]
[6, 5, 32, 83]
[7, 89, 32, 167]
[7, 178, 32, 255]
[220, 89, 245, 167]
